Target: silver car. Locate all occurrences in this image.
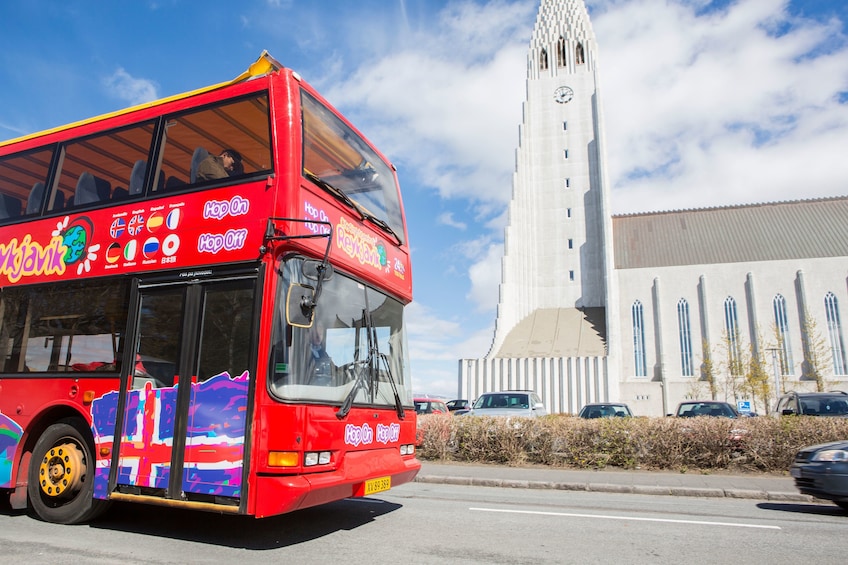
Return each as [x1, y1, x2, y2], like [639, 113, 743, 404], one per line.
[469, 390, 547, 418]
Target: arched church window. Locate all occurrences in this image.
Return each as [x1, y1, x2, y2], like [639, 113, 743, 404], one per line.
[824, 292, 847, 375]
[540, 48, 549, 70]
[557, 36, 567, 67]
[632, 300, 647, 377]
[575, 42, 585, 65]
[724, 296, 742, 375]
[677, 298, 693, 377]
[772, 294, 794, 375]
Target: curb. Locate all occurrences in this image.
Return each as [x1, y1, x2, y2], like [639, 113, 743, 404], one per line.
[414, 474, 813, 503]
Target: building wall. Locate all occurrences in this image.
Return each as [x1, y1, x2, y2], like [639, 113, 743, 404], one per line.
[614, 257, 848, 416]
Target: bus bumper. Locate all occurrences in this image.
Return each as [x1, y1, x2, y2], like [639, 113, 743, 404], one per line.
[251, 450, 420, 518]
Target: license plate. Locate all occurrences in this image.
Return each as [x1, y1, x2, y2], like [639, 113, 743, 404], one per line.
[364, 476, 391, 495]
[790, 467, 801, 478]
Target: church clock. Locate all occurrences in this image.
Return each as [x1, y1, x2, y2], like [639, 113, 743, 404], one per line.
[553, 86, 574, 104]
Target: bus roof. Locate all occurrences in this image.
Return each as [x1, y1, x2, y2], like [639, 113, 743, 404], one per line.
[0, 51, 285, 149]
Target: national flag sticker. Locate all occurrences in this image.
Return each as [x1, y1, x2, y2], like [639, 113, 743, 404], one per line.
[166, 209, 181, 230]
[124, 240, 138, 261]
[128, 214, 145, 236]
[110, 217, 126, 238]
[162, 234, 180, 257]
[143, 237, 160, 259]
[106, 242, 122, 264]
[147, 212, 164, 233]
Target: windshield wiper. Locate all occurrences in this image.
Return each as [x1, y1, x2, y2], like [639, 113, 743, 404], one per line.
[305, 171, 402, 246]
[361, 211, 402, 246]
[304, 171, 365, 221]
[379, 352, 405, 420]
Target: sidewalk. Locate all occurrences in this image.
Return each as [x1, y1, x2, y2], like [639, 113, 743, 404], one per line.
[416, 461, 813, 503]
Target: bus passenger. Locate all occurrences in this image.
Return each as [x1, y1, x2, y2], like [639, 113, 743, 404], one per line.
[196, 148, 244, 181]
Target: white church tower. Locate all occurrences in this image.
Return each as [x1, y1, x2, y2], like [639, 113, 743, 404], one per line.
[491, 0, 613, 357]
[460, 0, 616, 412]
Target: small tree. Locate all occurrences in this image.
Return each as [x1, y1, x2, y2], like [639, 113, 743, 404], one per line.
[801, 310, 831, 392]
[745, 343, 771, 414]
[700, 338, 717, 399]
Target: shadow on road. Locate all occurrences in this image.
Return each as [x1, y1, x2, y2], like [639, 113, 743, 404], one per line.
[90, 497, 403, 549]
[757, 502, 847, 517]
[1, 497, 402, 549]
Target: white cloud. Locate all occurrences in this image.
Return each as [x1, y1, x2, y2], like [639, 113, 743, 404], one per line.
[324, 1, 533, 209]
[102, 68, 158, 106]
[437, 211, 468, 230]
[589, 0, 848, 213]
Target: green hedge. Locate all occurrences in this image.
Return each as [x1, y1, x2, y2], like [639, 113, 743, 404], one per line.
[416, 414, 848, 473]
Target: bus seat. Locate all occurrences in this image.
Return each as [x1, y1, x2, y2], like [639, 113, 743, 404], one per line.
[129, 160, 146, 196]
[112, 186, 129, 201]
[0, 194, 22, 220]
[190, 147, 209, 183]
[26, 182, 45, 214]
[165, 176, 186, 190]
[74, 172, 111, 206]
[51, 190, 66, 211]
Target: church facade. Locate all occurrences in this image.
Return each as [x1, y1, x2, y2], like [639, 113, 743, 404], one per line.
[458, 0, 848, 416]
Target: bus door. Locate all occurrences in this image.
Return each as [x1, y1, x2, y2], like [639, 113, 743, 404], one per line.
[114, 275, 256, 504]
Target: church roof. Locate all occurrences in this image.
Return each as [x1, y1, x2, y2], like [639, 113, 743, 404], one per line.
[493, 307, 606, 358]
[612, 196, 848, 269]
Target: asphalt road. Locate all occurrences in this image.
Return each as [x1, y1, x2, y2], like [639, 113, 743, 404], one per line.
[1, 481, 844, 564]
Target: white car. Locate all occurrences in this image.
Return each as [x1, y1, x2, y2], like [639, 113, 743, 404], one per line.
[468, 390, 547, 418]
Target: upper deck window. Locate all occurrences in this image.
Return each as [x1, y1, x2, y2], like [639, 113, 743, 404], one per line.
[0, 146, 55, 221]
[157, 93, 272, 193]
[301, 91, 404, 244]
[53, 121, 156, 210]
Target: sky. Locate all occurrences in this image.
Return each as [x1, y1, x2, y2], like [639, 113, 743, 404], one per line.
[2, 0, 847, 399]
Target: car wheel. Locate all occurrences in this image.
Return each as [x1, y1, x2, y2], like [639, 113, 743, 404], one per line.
[27, 419, 110, 524]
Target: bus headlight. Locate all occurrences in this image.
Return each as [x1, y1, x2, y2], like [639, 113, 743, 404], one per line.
[304, 451, 333, 466]
[400, 444, 415, 455]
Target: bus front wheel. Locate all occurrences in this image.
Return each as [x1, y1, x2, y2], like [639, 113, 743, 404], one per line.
[27, 419, 109, 524]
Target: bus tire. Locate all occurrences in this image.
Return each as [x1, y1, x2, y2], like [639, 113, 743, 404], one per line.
[27, 419, 110, 524]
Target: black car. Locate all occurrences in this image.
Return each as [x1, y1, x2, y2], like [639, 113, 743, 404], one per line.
[790, 440, 848, 510]
[670, 400, 739, 418]
[446, 399, 471, 412]
[578, 403, 633, 418]
[775, 391, 848, 417]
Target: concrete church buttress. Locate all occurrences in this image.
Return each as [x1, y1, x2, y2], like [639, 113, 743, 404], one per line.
[489, 0, 613, 359]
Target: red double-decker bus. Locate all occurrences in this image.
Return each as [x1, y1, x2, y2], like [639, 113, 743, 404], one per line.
[0, 52, 419, 524]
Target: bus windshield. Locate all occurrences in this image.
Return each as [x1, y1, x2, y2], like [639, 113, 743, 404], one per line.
[301, 91, 404, 243]
[269, 256, 412, 407]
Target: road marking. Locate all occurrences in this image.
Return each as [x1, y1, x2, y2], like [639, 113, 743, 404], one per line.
[470, 507, 781, 530]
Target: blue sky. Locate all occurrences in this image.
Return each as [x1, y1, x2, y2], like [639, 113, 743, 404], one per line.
[2, 1, 847, 398]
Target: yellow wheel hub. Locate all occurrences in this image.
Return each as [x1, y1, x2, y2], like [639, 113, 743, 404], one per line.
[38, 442, 85, 498]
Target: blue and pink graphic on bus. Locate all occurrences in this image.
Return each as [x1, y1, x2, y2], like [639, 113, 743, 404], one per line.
[0, 412, 24, 488]
[90, 371, 249, 499]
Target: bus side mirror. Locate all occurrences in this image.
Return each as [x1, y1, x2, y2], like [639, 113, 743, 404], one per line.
[286, 284, 315, 328]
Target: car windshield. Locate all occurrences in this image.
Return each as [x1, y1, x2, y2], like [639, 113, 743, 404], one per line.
[582, 404, 632, 418]
[474, 393, 530, 410]
[677, 402, 736, 417]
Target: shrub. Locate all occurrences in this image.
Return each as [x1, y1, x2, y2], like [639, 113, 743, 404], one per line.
[416, 415, 848, 473]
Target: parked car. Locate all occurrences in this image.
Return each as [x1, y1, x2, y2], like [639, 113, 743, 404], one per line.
[446, 399, 471, 412]
[578, 403, 633, 418]
[789, 440, 848, 511]
[775, 391, 848, 417]
[468, 390, 547, 418]
[414, 397, 450, 416]
[671, 401, 739, 418]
